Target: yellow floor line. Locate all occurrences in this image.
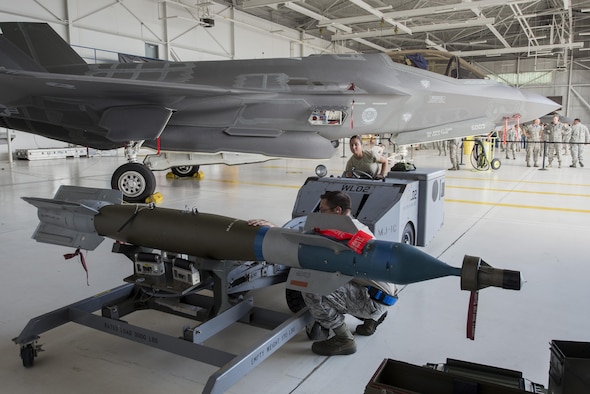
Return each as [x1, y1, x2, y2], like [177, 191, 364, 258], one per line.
[209, 179, 302, 189]
[446, 175, 590, 187]
[446, 198, 590, 214]
[447, 185, 590, 198]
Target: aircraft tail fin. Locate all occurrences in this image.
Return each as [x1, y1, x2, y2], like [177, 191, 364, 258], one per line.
[0, 32, 47, 72]
[0, 22, 86, 71]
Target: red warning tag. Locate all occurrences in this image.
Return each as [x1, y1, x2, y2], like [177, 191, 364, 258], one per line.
[314, 228, 354, 240]
[347, 230, 372, 254]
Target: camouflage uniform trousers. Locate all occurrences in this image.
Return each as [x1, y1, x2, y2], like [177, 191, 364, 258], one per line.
[571, 143, 585, 165]
[525, 140, 540, 166]
[303, 281, 388, 330]
[548, 142, 562, 165]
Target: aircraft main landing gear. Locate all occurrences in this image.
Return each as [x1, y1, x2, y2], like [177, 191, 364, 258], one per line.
[171, 165, 200, 178]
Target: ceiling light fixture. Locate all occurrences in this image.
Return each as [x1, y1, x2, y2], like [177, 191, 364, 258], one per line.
[434, 7, 456, 14]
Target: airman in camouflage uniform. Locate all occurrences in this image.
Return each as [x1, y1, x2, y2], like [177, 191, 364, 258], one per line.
[544, 115, 571, 168]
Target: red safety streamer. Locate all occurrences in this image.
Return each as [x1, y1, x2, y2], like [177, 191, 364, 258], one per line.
[64, 248, 89, 286]
[313, 228, 372, 254]
[157, 137, 161, 154]
[314, 228, 353, 240]
[347, 230, 372, 254]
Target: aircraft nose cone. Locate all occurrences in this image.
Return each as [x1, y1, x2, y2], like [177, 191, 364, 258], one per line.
[519, 90, 561, 121]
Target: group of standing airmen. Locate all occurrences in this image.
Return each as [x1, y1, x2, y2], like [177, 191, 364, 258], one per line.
[442, 115, 589, 170]
[521, 115, 590, 168]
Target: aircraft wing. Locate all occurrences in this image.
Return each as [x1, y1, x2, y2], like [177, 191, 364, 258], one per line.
[0, 67, 276, 142]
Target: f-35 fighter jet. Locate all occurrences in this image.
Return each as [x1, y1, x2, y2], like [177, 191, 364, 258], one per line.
[0, 23, 559, 201]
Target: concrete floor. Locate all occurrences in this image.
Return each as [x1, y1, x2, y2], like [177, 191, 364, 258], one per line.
[1, 142, 589, 393]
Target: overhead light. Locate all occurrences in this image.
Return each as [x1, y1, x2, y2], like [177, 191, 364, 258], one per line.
[579, 48, 590, 51]
[581, 8, 590, 12]
[579, 32, 590, 36]
[425, 38, 447, 52]
[434, 7, 456, 14]
[469, 40, 487, 45]
[200, 17, 215, 27]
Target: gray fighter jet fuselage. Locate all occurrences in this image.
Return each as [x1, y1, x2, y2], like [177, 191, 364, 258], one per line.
[0, 22, 559, 201]
[2, 51, 559, 154]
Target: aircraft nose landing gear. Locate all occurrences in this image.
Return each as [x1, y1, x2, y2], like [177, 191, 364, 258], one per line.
[111, 162, 156, 203]
[111, 141, 157, 203]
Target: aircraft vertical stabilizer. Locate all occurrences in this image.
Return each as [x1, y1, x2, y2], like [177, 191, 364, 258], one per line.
[0, 22, 86, 69]
[0, 34, 46, 72]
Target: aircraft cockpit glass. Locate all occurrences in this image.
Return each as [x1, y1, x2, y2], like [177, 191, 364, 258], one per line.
[387, 50, 488, 80]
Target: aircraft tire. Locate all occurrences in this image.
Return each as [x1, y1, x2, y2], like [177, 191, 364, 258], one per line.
[401, 222, 416, 245]
[171, 165, 199, 177]
[111, 162, 156, 203]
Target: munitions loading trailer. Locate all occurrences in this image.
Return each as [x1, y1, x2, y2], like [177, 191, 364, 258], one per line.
[13, 168, 445, 393]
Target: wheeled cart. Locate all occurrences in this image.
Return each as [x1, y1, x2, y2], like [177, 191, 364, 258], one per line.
[470, 136, 501, 171]
[13, 243, 312, 394]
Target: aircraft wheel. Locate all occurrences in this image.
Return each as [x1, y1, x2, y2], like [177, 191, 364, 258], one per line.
[331, 139, 340, 148]
[401, 222, 416, 245]
[20, 344, 35, 368]
[111, 163, 156, 203]
[171, 165, 200, 178]
[490, 158, 501, 170]
[285, 288, 306, 313]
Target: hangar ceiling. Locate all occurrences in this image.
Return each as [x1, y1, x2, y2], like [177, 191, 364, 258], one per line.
[2, 1, 589, 68]
[219, 0, 590, 65]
